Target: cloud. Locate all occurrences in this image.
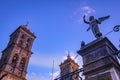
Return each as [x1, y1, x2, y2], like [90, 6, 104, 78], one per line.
[81, 6, 95, 16]
[29, 54, 52, 67]
[72, 5, 96, 24]
[29, 50, 83, 68]
[29, 54, 61, 68]
[27, 72, 50, 80]
[27, 71, 60, 80]
[73, 6, 95, 16]
[27, 51, 83, 80]
[50, 70, 60, 79]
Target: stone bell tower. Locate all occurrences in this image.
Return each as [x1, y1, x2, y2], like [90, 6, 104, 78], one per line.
[59, 53, 80, 80]
[0, 24, 36, 80]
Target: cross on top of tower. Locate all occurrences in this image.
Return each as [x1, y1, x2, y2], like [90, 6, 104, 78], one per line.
[67, 51, 71, 59]
[19, 22, 30, 31]
[25, 22, 29, 30]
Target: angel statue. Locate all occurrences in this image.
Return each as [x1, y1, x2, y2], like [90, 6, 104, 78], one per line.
[83, 15, 110, 38]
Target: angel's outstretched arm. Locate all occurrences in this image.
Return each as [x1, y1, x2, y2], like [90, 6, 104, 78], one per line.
[83, 15, 89, 24]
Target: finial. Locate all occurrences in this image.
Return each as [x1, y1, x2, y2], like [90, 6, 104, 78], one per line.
[67, 51, 71, 59]
[81, 41, 85, 48]
[25, 21, 29, 30]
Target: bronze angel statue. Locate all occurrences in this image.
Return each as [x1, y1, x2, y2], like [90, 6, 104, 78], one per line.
[83, 15, 110, 38]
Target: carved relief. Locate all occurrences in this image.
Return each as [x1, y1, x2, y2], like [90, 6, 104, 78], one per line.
[84, 57, 111, 73]
[84, 47, 107, 65]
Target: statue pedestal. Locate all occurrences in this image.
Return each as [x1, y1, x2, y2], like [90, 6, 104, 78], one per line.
[77, 37, 120, 80]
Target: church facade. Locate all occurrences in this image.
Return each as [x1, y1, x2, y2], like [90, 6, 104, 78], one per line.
[0, 24, 36, 80]
[59, 54, 80, 80]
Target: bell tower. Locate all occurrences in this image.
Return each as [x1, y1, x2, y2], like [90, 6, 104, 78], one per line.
[59, 54, 80, 80]
[0, 24, 36, 80]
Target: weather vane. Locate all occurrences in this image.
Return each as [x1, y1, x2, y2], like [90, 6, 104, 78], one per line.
[83, 15, 110, 38]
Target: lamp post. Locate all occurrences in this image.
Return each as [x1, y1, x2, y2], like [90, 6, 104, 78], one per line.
[105, 25, 120, 60]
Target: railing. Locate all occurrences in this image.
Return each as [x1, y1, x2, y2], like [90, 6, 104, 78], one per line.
[54, 68, 83, 80]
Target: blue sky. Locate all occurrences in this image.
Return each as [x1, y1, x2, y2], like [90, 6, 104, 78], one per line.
[0, 0, 120, 80]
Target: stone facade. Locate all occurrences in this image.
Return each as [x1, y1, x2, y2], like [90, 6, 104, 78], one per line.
[59, 54, 80, 80]
[0, 25, 36, 80]
[77, 37, 120, 80]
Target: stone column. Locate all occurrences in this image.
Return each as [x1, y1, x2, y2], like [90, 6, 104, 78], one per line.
[77, 37, 120, 80]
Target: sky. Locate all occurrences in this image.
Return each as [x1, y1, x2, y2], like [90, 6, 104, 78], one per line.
[0, 0, 120, 80]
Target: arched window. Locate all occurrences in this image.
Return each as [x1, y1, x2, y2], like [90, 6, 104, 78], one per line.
[19, 57, 26, 71]
[27, 38, 32, 44]
[21, 34, 25, 39]
[19, 40, 23, 46]
[25, 44, 30, 50]
[27, 38, 30, 42]
[11, 54, 18, 67]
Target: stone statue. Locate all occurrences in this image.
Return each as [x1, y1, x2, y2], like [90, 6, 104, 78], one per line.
[81, 41, 85, 47]
[83, 15, 110, 38]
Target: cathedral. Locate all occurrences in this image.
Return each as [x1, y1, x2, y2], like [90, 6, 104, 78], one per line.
[0, 24, 36, 80]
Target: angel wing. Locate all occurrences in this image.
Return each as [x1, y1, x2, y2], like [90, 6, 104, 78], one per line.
[98, 15, 110, 23]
